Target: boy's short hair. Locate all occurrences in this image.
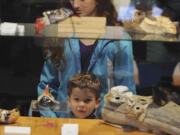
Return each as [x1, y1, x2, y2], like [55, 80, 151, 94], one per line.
[67, 73, 102, 99]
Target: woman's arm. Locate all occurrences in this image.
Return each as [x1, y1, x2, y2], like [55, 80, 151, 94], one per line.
[107, 40, 136, 94]
[37, 60, 60, 117]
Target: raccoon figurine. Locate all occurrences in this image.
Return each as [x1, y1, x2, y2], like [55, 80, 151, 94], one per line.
[153, 77, 180, 106]
[0, 108, 20, 124]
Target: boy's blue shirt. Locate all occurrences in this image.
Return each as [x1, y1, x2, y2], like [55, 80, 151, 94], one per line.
[37, 38, 136, 118]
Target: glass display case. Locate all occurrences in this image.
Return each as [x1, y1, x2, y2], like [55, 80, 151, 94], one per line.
[0, 1, 180, 134]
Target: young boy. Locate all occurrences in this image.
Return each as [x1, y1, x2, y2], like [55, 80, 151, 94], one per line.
[67, 73, 102, 119]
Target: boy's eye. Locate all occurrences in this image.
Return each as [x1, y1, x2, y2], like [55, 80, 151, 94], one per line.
[73, 98, 79, 101]
[84, 99, 91, 103]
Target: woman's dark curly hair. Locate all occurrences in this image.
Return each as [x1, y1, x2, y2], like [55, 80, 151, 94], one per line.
[96, 0, 120, 26]
[42, 38, 66, 71]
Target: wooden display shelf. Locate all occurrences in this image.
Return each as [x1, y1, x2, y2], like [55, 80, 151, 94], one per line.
[0, 116, 155, 135]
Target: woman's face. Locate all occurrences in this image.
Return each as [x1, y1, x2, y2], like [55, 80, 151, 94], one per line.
[70, 0, 97, 16]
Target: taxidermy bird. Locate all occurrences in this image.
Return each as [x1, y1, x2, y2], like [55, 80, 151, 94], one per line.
[37, 84, 60, 107]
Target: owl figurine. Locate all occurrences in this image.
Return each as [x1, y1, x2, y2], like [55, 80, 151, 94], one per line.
[102, 85, 180, 135]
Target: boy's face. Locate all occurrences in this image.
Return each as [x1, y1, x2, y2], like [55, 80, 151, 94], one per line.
[68, 87, 100, 118]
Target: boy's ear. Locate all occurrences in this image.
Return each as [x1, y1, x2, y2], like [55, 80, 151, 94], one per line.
[95, 98, 101, 109]
[67, 96, 71, 108]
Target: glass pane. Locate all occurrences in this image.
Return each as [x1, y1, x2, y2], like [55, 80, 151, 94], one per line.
[0, 0, 180, 121]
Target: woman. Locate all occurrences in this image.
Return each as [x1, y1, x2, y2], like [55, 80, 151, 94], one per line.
[38, 0, 136, 118]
